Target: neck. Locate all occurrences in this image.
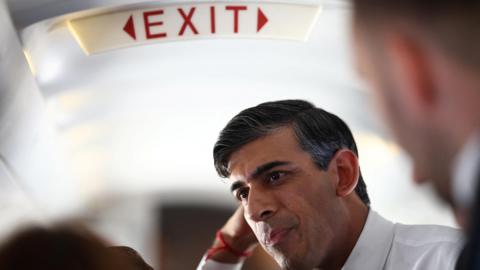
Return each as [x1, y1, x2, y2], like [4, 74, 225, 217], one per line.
[431, 46, 480, 157]
[319, 200, 369, 270]
[428, 48, 480, 199]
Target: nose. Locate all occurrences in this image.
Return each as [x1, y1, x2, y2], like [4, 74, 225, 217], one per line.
[244, 188, 277, 222]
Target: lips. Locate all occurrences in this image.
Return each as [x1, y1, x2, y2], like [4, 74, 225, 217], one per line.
[265, 227, 292, 246]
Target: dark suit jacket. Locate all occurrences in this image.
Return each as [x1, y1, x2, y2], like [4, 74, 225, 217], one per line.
[456, 169, 480, 270]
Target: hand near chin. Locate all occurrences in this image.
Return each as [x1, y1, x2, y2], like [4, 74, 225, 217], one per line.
[208, 206, 258, 263]
[220, 206, 258, 252]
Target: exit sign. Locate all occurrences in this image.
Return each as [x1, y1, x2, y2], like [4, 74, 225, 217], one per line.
[68, 2, 321, 55]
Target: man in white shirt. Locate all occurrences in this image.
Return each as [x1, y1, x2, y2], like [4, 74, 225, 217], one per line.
[197, 100, 462, 270]
[350, 1, 480, 269]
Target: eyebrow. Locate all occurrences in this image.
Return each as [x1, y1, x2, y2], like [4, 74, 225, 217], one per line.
[230, 181, 244, 193]
[230, 161, 291, 193]
[251, 161, 291, 179]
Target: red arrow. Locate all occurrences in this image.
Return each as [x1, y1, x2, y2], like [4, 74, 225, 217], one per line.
[257, 8, 268, 32]
[123, 15, 136, 40]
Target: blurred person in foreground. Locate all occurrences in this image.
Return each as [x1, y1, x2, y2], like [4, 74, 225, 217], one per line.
[197, 100, 462, 270]
[110, 246, 154, 270]
[0, 224, 153, 270]
[351, 1, 480, 269]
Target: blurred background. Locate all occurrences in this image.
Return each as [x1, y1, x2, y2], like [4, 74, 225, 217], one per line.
[0, 0, 456, 269]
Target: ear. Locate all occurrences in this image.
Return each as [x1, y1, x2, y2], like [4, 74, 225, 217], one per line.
[384, 31, 436, 114]
[328, 149, 360, 198]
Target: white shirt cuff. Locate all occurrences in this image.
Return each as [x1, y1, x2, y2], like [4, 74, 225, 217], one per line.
[196, 255, 243, 270]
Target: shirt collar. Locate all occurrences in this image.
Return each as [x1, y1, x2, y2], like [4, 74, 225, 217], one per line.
[452, 131, 480, 209]
[342, 210, 395, 270]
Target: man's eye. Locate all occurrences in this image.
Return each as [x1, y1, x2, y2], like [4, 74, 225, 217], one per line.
[267, 171, 285, 183]
[236, 189, 249, 201]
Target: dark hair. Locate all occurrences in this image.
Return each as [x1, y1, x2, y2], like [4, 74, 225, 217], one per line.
[352, 1, 480, 70]
[109, 246, 154, 270]
[213, 100, 370, 206]
[0, 225, 128, 270]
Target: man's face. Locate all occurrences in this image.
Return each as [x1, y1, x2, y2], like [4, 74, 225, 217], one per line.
[352, 22, 454, 203]
[228, 127, 344, 270]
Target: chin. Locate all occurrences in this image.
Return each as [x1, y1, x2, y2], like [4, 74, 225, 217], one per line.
[274, 255, 310, 270]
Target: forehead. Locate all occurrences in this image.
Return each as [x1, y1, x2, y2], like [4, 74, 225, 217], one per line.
[351, 26, 372, 72]
[227, 127, 310, 179]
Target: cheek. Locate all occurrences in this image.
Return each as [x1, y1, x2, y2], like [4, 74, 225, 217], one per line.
[245, 218, 260, 235]
[372, 85, 394, 123]
[376, 85, 413, 145]
[354, 44, 400, 126]
[301, 183, 339, 227]
[363, 69, 406, 138]
[283, 190, 331, 227]
[360, 68, 390, 114]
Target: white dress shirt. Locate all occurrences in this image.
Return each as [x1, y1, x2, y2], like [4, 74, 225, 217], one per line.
[452, 131, 480, 209]
[197, 210, 463, 270]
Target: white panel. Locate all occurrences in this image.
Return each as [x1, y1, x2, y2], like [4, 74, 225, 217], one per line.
[0, 157, 43, 241]
[0, 0, 84, 217]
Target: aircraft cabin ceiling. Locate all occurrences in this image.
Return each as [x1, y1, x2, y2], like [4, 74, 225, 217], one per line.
[2, 0, 455, 226]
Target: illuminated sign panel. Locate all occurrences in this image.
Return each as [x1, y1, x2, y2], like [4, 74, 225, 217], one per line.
[68, 2, 321, 54]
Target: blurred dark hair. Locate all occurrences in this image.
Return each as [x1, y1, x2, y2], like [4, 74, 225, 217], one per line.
[109, 246, 154, 270]
[0, 225, 127, 270]
[352, 1, 480, 70]
[213, 99, 370, 206]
